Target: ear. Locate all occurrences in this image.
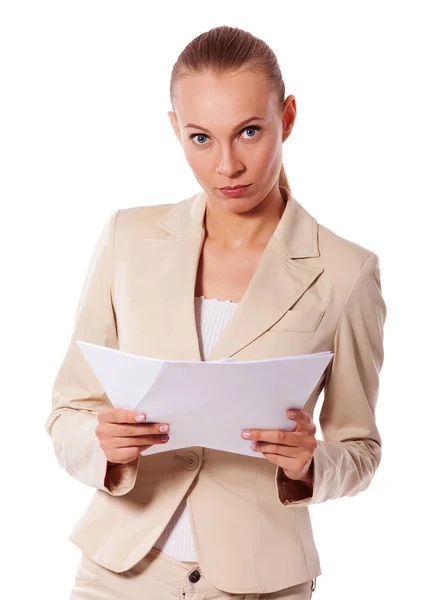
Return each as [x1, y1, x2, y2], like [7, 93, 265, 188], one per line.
[281, 95, 296, 143]
[168, 111, 181, 143]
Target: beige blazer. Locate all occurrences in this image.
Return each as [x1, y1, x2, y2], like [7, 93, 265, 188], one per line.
[45, 188, 386, 595]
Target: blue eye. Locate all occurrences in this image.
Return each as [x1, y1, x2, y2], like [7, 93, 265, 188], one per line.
[190, 133, 210, 146]
[189, 125, 261, 147]
[241, 126, 261, 139]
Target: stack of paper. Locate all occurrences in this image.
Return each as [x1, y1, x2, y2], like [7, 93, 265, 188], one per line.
[77, 341, 333, 458]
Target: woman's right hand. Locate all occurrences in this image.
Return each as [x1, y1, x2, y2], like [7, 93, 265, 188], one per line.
[96, 408, 170, 465]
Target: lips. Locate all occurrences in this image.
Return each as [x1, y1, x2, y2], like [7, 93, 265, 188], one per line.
[220, 184, 250, 190]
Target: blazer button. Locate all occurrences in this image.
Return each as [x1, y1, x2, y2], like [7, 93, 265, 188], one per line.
[188, 569, 201, 583]
[183, 452, 199, 470]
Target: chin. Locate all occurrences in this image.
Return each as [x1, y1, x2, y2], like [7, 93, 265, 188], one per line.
[222, 197, 262, 214]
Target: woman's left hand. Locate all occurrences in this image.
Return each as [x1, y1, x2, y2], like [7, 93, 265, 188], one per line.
[241, 409, 317, 483]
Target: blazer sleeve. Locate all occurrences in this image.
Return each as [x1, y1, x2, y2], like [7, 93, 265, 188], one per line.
[44, 209, 140, 496]
[275, 251, 387, 507]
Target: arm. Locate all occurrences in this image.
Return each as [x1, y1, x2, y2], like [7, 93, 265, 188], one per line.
[44, 210, 139, 496]
[276, 251, 387, 506]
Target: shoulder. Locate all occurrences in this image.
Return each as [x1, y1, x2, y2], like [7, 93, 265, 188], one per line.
[115, 202, 176, 238]
[316, 222, 386, 339]
[317, 221, 380, 278]
[312, 221, 382, 311]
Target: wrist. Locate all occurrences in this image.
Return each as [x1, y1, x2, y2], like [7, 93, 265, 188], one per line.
[284, 459, 314, 484]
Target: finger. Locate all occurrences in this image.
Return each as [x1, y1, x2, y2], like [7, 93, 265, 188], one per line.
[286, 409, 311, 425]
[100, 409, 149, 424]
[260, 452, 313, 476]
[109, 421, 170, 437]
[107, 446, 149, 463]
[286, 410, 316, 434]
[251, 441, 301, 457]
[112, 434, 169, 448]
[243, 428, 305, 446]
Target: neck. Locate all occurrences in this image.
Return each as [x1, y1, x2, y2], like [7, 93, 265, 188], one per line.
[203, 184, 287, 251]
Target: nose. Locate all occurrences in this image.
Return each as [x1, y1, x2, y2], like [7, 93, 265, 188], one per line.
[215, 145, 244, 178]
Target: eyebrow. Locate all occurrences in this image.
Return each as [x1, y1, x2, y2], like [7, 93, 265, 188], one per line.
[183, 116, 265, 134]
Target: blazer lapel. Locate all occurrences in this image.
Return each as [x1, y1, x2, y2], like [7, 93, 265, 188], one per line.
[143, 216, 206, 363]
[206, 242, 323, 361]
[143, 189, 323, 362]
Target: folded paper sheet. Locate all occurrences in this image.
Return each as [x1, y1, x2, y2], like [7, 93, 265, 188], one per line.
[77, 341, 333, 458]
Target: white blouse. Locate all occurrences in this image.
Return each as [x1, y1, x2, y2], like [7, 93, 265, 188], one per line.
[153, 295, 240, 561]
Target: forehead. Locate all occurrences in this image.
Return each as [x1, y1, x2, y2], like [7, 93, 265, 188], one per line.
[173, 69, 277, 126]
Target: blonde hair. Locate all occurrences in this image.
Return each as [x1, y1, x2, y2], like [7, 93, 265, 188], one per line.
[169, 25, 292, 197]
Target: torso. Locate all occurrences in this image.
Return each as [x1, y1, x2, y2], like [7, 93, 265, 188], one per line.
[179, 238, 263, 565]
[182, 235, 267, 565]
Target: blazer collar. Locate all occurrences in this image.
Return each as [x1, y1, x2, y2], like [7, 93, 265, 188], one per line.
[144, 188, 323, 362]
[156, 188, 320, 259]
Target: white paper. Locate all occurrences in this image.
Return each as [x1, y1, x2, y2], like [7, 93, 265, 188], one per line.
[77, 341, 333, 459]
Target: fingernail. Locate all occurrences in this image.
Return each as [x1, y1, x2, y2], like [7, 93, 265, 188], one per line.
[159, 425, 169, 432]
[288, 410, 296, 418]
[160, 434, 169, 441]
[135, 413, 146, 421]
[242, 431, 251, 438]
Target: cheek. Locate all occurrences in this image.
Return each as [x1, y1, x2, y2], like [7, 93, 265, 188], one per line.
[253, 140, 281, 177]
[183, 146, 210, 176]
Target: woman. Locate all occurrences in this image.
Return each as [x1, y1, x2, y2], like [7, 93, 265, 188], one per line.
[45, 26, 386, 600]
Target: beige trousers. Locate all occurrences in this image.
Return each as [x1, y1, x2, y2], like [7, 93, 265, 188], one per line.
[69, 547, 316, 599]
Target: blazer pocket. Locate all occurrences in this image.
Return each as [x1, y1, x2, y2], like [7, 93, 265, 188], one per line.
[269, 307, 325, 332]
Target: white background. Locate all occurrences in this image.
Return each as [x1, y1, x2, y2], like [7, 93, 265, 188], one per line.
[1, 1, 439, 598]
